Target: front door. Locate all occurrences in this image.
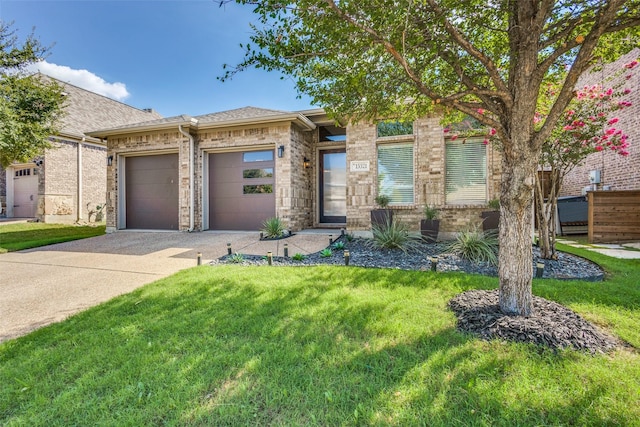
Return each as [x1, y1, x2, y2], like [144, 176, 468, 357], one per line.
[319, 149, 346, 223]
[13, 167, 38, 218]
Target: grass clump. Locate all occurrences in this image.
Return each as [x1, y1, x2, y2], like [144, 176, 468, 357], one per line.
[228, 252, 245, 263]
[448, 227, 498, 265]
[0, 223, 105, 253]
[261, 217, 285, 239]
[371, 218, 417, 252]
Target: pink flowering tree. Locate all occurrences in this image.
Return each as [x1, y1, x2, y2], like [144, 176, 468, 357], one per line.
[534, 60, 636, 259]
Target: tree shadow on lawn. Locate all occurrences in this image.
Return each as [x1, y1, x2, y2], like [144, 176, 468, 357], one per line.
[1, 266, 633, 425]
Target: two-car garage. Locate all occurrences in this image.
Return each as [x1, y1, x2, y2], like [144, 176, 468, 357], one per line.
[121, 150, 275, 231]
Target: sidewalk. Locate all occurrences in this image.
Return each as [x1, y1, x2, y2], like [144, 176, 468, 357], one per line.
[556, 238, 640, 259]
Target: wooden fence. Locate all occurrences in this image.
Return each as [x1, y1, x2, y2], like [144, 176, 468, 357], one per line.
[588, 190, 640, 243]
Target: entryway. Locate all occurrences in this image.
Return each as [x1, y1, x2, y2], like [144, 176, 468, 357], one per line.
[319, 149, 346, 224]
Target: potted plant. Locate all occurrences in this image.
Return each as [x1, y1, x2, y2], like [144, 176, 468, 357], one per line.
[420, 205, 440, 242]
[481, 198, 500, 232]
[371, 194, 393, 227]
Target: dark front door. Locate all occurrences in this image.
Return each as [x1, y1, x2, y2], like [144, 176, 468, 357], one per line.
[319, 149, 346, 223]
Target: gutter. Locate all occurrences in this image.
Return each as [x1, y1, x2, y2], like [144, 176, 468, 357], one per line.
[178, 121, 197, 232]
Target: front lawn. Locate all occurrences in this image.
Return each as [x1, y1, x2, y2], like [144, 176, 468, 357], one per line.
[1, 247, 638, 425]
[0, 223, 105, 253]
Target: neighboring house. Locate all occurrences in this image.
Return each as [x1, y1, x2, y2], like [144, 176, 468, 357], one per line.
[562, 48, 640, 195]
[0, 77, 162, 222]
[88, 107, 502, 235]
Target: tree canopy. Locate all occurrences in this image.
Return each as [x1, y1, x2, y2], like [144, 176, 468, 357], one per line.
[0, 22, 66, 168]
[223, 0, 640, 315]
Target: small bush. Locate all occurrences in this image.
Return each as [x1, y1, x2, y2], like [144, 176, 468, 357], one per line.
[332, 241, 345, 250]
[371, 218, 418, 252]
[375, 194, 390, 208]
[228, 252, 245, 263]
[320, 248, 333, 258]
[291, 253, 306, 261]
[423, 205, 440, 220]
[448, 228, 498, 265]
[261, 217, 285, 239]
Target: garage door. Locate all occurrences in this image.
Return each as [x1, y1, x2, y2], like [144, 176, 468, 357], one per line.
[13, 167, 38, 218]
[209, 150, 275, 230]
[125, 154, 179, 230]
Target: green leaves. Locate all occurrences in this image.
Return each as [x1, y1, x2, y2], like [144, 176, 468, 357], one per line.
[0, 22, 66, 167]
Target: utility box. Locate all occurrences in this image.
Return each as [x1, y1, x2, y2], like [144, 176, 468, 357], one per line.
[589, 169, 601, 184]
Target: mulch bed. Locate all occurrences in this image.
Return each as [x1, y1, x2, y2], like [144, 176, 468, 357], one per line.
[448, 290, 620, 354]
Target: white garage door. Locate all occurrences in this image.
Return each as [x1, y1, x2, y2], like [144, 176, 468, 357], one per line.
[13, 167, 38, 218]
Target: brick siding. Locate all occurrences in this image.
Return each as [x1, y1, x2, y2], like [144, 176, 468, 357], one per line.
[562, 49, 640, 195]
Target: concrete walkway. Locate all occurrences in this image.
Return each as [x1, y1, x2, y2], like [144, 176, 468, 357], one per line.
[0, 230, 335, 342]
[556, 238, 640, 259]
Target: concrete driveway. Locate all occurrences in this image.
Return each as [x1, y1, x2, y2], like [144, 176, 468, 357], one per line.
[0, 230, 333, 342]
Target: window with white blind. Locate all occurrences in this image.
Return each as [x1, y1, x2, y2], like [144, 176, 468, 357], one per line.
[377, 143, 414, 204]
[445, 139, 487, 204]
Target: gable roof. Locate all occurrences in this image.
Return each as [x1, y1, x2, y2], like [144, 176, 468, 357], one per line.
[87, 106, 316, 138]
[42, 76, 163, 140]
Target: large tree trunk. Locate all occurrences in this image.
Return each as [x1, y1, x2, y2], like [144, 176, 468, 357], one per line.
[498, 155, 537, 316]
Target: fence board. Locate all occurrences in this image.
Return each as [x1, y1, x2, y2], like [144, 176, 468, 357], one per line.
[588, 191, 640, 243]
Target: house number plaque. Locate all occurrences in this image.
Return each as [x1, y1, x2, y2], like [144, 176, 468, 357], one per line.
[350, 160, 370, 172]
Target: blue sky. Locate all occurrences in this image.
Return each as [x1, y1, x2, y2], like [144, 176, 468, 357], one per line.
[0, 0, 316, 117]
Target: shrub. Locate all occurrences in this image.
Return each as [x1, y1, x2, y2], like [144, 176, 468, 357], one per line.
[320, 248, 333, 258]
[374, 194, 390, 208]
[261, 217, 285, 239]
[448, 228, 498, 265]
[371, 218, 418, 252]
[423, 205, 440, 220]
[291, 253, 306, 261]
[332, 241, 345, 250]
[228, 252, 245, 263]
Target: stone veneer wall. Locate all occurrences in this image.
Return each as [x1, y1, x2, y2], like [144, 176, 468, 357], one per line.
[278, 124, 314, 230]
[345, 116, 502, 234]
[106, 130, 189, 231]
[562, 49, 640, 195]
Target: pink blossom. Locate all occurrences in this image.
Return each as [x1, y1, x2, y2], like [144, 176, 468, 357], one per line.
[606, 128, 616, 135]
[619, 150, 629, 156]
[605, 88, 613, 96]
[623, 89, 631, 94]
[443, 128, 450, 133]
[477, 108, 485, 115]
[595, 146, 604, 152]
[563, 125, 574, 131]
[624, 60, 638, 69]
[490, 128, 496, 136]
[567, 110, 575, 116]
[608, 118, 619, 125]
[483, 139, 489, 145]
[451, 135, 458, 141]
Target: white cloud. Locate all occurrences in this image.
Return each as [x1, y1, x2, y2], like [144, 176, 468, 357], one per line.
[29, 61, 130, 101]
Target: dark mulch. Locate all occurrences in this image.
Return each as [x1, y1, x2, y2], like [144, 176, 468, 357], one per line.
[448, 290, 619, 354]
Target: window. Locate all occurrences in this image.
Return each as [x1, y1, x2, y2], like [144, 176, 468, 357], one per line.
[243, 168, 273, 179]
[445, 139, 487, 204]
[377, 120, 413, 138]
[377, 143, 414, 204]
[243, 184, 273, 194]
[243, 150, 273, 162]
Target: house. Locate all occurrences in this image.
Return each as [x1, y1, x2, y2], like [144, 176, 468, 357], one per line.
[0, 78, 162, 222]
[561, 48, 640, 195]
[87, 107, 503, 235]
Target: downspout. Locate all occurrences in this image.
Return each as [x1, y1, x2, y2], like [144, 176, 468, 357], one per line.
[178, 123, 195, 232]
[77, 137, 85, 222]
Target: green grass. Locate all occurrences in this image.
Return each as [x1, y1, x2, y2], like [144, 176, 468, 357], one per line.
[0, 223, 105, 253]
[1, 252, 639, 426]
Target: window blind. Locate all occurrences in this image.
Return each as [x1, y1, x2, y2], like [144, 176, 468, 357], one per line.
[377, 143, 414, 204]
[445, 139, 487, 204]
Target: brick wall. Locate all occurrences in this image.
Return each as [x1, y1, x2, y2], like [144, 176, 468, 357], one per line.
[107, 130, 189, 231]
[345, 116, 502, 234]
[562, 49, 640, 195]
